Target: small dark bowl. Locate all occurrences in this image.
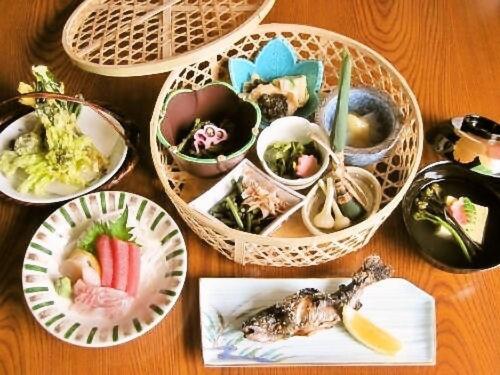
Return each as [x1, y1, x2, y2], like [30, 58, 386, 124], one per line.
[402, 161, 500, 273]
[316, 87, 402, 166]
[157, 82, 260, 178]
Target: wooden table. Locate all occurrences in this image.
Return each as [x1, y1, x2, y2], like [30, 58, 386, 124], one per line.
[0, 1, 498, 374]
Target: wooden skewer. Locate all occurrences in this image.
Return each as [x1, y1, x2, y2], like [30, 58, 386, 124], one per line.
[310, 132, 369, 210]
[309, 132, 342, 166]
[78, 0, 181, 56]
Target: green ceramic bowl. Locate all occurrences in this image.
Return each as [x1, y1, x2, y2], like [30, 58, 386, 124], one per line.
[157, 82, 260, 178]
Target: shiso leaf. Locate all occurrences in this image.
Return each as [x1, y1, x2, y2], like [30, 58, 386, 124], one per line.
[78, 222, 108, 253]
[78, 206, 134, 253]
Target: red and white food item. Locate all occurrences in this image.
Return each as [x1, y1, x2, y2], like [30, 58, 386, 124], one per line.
[95, 234, 141, 295]
[445, 195, 489, 244]
[57, 207, 144, 317]
[111, 238, 129, 291]
[295, 154, 319, 178]
[126, 243, 141, 297]
[96, 235, 113, 287]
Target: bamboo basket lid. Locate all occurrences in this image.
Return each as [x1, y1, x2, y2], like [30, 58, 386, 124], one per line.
[62, 0, 275, 77]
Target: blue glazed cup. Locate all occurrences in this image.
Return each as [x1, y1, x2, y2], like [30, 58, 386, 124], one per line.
[316, 87, 402, 167]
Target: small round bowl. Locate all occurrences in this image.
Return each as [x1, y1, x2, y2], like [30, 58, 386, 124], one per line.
[402, 161, 500, 273]
[156, 82, 260, 178]
[301, 167, 382, 235]
[316, 87, 402, 167]
[256, 116, 330, 190]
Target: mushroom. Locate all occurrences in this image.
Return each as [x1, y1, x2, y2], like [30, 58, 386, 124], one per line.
[313, 177, 335, 229]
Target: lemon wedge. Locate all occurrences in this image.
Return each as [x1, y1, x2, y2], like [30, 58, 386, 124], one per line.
[342, 305, 402, 356]
[60, 249, 101, 281]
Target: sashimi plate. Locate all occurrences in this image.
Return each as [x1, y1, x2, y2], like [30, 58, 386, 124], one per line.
[22, 191, 187, 347]
[200, 278, 436, 366]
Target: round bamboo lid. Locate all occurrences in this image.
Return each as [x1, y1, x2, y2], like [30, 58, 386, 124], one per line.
[62, 0, 275, 77]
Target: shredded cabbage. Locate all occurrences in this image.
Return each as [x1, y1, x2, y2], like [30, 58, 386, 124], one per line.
[0, 66, 108, 195]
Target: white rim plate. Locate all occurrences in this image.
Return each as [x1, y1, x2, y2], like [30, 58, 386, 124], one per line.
[22, 191, 187, 347]
[0, 106, 127, 204]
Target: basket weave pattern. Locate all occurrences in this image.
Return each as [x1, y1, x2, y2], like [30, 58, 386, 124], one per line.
[63, 0, 273, 74]
[150, 24, 423, 267]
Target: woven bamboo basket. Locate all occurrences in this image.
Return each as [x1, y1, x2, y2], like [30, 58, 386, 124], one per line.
[62, 0, 275, 76]
[150, 24, 424, 267]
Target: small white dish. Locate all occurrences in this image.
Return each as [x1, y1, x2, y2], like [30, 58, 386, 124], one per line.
[302, 167, 382, 236]
[200, 277, 436, 366]
[256, 116, 330, 190]
[22, 191, 187, 347]
[0, 106, 127, 204]
[189, 159, 305, 236]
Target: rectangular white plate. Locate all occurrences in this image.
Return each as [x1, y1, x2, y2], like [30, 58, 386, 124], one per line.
[189, 159, 305, 235]
[199, 278, 436, 367]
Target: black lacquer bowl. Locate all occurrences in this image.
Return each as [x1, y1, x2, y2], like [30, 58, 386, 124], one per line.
[402, 161, 500, 273]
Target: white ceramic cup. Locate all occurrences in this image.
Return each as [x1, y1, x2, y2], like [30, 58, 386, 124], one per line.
[256, 116, 330, 190]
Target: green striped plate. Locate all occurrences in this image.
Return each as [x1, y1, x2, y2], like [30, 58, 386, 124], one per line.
[22, 191, 187, 347]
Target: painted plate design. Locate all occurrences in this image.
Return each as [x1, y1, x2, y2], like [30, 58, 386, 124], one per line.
[22, 191, 187, 347]
[200, 278, 436, 366]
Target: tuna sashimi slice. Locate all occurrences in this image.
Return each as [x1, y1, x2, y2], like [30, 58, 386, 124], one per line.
[96, 235, 113, 287]
[126, 243, 140, 296]
[111, 238, 129, 291]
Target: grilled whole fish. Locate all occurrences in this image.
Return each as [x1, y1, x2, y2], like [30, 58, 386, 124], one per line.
[241, 255, 392, 342]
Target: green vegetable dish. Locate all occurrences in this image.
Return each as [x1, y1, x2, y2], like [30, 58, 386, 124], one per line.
[264, 141, 322, 179]
[209, 174, 288, 234]
[0, 66, 108, 195]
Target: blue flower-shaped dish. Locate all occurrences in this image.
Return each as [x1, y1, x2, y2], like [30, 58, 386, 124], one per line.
[229, 37, 323, 126]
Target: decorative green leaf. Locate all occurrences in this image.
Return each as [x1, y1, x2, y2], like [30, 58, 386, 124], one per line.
[331, 50, 352, 152]
[247, 348, 260, 358]
[217, 311, 225, 328]
[462, 197, 476, 224]
[78, 222, 108, 253]
[77, 206, 134, 253]
[107, 206, 133, 241]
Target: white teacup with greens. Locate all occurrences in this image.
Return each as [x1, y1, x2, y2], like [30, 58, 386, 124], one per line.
[256, 116, 329, 190]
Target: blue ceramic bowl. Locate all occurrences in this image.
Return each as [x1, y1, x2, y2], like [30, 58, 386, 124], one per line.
[229, 37, 323, 126]
[316, 87, 402, 166]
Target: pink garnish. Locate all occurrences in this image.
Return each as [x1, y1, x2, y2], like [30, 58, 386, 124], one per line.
[193, 124, 228, 154]
[295, 154, 319, 178]
[449, 200, 468, 225]
[241, 172, 288, 218]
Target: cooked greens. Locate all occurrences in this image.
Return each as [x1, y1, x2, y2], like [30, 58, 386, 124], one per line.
[0, 66, 108, 195]
[264, 141, 321, 179]
[209, 175, 288, 234]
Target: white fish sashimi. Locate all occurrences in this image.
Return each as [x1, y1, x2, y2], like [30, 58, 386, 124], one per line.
[72, 279, 132, 319]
